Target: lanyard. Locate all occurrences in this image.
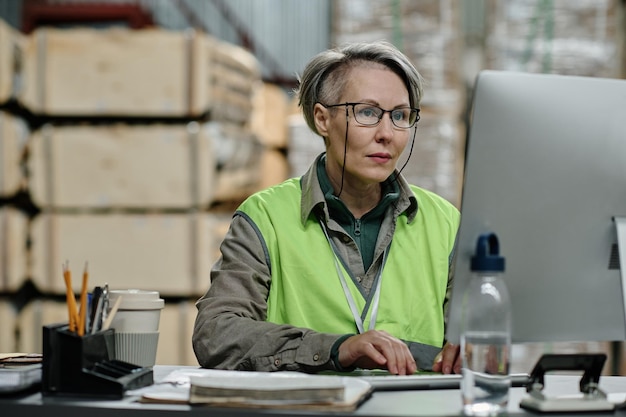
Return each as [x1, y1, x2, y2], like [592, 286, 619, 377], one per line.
[320, 221, 390, 334]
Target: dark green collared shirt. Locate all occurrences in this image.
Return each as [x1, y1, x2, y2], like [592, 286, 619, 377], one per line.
[316, 154, 400, 271]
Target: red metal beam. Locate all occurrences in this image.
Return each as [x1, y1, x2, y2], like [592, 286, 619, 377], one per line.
[21, 1, 154, 33]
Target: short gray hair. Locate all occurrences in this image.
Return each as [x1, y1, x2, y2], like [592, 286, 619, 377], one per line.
[296, 41, 424, 136]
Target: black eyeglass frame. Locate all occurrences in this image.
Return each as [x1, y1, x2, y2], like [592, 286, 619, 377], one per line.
[320, 102, 421, 129]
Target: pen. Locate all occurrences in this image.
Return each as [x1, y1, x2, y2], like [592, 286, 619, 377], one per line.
[90, 286, 103, 334]
[101, 283, 110, 325]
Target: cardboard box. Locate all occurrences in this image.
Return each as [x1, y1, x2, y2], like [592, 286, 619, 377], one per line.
[29, 211, 231, 297]
[0, 111, 29, 198]
[21, 26, 213, 117]
[0, 208, 29, 292]
[27, 122, 217, 210]
[0, 18, 26, 106]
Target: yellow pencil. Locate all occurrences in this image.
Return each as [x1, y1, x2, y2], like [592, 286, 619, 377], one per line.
[63, 262, 79, 333]
[78, 262, 89, 336]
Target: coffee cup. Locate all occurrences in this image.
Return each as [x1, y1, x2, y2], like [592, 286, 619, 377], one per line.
[107, 289, 164, 367]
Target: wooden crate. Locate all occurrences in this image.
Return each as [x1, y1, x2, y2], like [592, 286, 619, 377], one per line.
[29, 211, 231, 297]
[251, 82, 289, 149]
[210, 38, 261, 125]
[157, 300, 198, 366]
[0, 18, 26, 106]
[0, 111, 29, 198]
[21, 26, 213, 117]
[27, 122, 217, 210]
[0, 208, 29, 292]
[15, 299, 67, 354]
[258, 148, 290, 190]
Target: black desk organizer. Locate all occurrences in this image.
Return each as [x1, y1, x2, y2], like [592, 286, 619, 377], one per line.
[42, 323, 153, 398]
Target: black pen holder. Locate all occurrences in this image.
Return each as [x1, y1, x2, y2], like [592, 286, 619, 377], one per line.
[42, 323, 153, 398]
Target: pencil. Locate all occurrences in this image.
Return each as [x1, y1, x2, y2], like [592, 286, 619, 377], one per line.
[63, 262, 79, 333]
[102, 295, 122, 331]
[78, 262, 89, 336]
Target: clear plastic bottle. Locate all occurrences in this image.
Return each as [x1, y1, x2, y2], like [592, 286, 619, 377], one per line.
[460, 233, 511, 416]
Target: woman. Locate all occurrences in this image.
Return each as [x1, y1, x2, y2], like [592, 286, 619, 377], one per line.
[193, 40, 460, 375]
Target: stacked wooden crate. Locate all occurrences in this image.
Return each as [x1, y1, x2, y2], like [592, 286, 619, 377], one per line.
[0, 18, 30, 298]
[0, 20, 290, 365]
[0, 18, 32, 357]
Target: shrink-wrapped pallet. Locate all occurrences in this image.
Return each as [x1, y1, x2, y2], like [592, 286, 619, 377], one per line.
[0, 111, 29, 198]
[0, 18, 26, 106]
[27, 122, 217, 210]
[29, 211, 232, 297]
[0, 208, 29, 292]
[485, 0, 618, 77]
[287, 113, 324, 177]
[21, 26, 213, 117]
[205, 122, 264, 203]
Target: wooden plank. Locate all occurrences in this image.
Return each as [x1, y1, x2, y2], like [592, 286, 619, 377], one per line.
[27, 122, 217, 210]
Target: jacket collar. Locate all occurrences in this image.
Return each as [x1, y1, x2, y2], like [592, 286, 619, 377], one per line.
[299, 153, 418, 226]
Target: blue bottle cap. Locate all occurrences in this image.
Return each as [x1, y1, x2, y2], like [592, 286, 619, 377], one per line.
[471, 233, 505, 272]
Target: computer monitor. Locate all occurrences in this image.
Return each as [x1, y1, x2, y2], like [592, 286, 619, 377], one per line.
[446, 70, 626, 345]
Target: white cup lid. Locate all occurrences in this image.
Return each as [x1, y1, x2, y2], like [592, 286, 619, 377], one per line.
[109, 289, 164, 310]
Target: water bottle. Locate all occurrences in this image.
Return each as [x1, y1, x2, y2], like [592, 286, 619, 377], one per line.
[460, 233, 511, 416]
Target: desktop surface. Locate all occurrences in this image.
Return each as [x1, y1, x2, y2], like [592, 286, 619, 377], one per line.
[3, 365, 626, 417]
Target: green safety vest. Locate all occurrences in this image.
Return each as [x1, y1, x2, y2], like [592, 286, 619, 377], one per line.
[238, 178, 459, 348]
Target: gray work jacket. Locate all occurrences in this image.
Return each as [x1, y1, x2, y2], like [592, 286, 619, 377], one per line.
[192, 153, 455, 372]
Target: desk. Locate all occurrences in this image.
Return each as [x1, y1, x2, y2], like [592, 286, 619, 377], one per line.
[3, 366, 626, 417]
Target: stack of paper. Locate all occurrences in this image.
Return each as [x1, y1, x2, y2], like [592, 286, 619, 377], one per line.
[135, 368, 372, 412]
[189, 374, 345, 404]
[0, 353, 43, 393]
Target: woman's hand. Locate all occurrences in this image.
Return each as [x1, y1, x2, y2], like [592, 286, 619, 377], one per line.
[432, 341, 461, 374]
[337, 330, 417, 375]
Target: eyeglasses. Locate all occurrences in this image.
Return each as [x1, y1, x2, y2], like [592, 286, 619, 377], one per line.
[321, 102, 420, 129]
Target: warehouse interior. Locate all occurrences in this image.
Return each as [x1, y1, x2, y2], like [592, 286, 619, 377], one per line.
[1, 0, 625, 373]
